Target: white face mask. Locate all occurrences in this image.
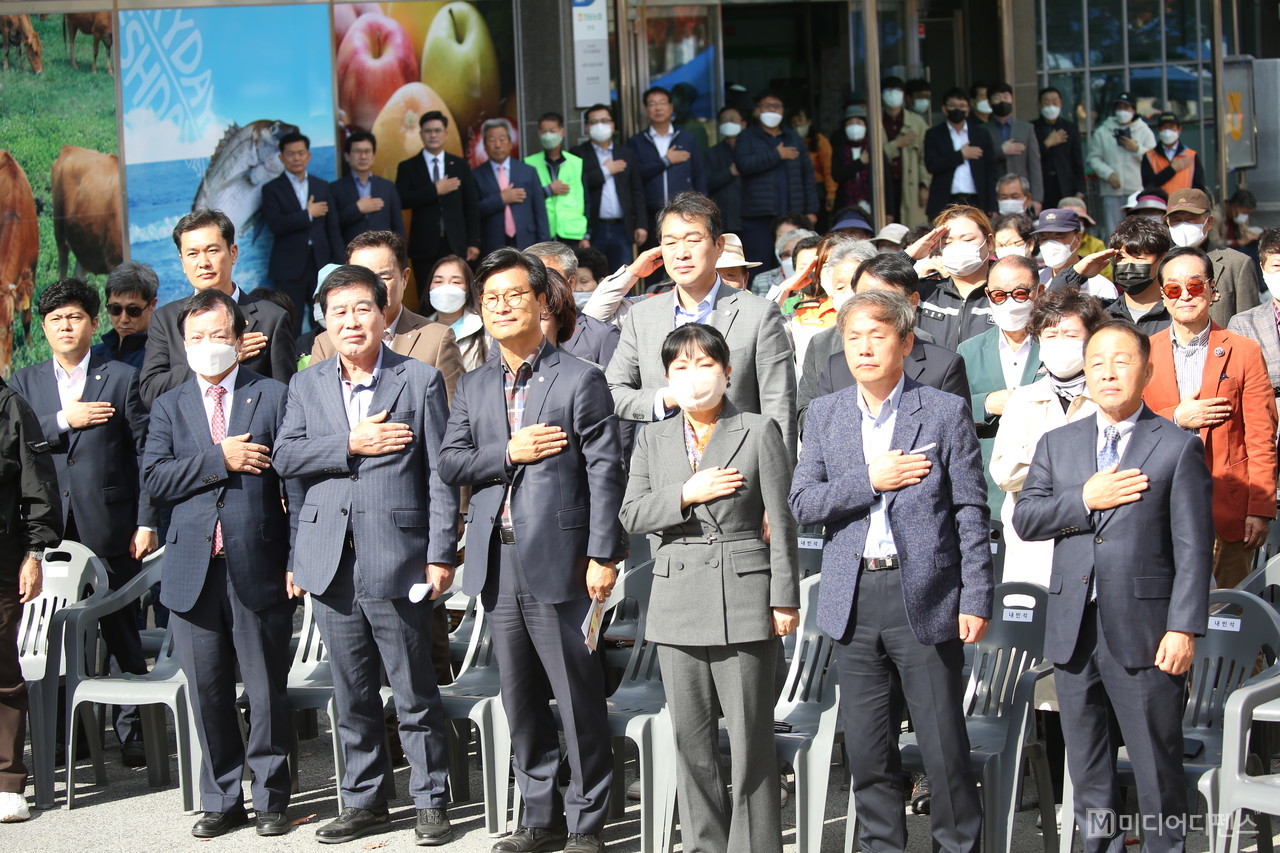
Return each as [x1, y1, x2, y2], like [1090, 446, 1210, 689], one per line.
[793, 123, 811, 138]
[846, 123, 867, 142]
[912, 98, 931, 114]
[312, 300, 326, 328]
[976, 99, 992, 114]
[850, 147, 863, 159]
[588, 122, 614, 144]
[430, 284, 468, 314]
[1038, 338, 1086, 378]
[941, 240, 988, 277]
[989, 296, 1035, 332]
[883, 89, 904, 109]
[539, 132, 563, 151]
[573, 291, 593, 309]
[1158, 128, 1180, 146]
[718, 121, 742, 139]
[1040, 105, 1062, 121]
[1114, 109, 1134, 124]
[186, 341, 239, 377]
[997, 199, 1026, 215]
[1234, 213, 1250, 226]
[1039, 238, 1077, 269]
[1263, 271, 1280, 293]
[668, 369, 728, 413]
[831, 289, 854, 311]
[1168, 221, 1207, 248]
[778, 257, 795, 278]
[995, 244, 1027, 260]
[818, 269, 835, 297]
[759, 111, 784, 128]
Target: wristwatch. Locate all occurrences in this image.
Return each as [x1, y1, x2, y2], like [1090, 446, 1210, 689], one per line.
[25, 548, 45, 562]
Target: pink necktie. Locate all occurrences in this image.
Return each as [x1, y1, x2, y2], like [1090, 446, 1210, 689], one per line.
[208, 385, 227, 556]
[498, 164, 517, 238]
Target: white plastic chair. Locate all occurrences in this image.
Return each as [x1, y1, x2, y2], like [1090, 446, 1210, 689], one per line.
[1215, 672, 1280, 853]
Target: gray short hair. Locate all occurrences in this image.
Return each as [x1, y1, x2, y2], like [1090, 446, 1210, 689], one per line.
[827, 238, 878, 267]
[836, 290, 916, 339]
[105, 261, 159, 302]
[525, 241, 578, 279]
[481, 119, 510, 138]
[776, 228, 819, 255]
[997, 173, 1031, 196]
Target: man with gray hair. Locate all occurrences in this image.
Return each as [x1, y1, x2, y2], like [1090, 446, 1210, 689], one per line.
[526, 241, 621, 368]
[93, 261, 159, 371]
[750, 228, 820, 297]
[995, 173, 1034, 216]
[472, 120, 549, 254]
[790, 287, 991, 853]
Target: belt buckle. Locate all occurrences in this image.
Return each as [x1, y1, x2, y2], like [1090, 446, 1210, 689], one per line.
[499, 527, 516, 545]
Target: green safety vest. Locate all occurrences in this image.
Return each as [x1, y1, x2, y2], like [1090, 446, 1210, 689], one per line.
[525, 151, 588, 240]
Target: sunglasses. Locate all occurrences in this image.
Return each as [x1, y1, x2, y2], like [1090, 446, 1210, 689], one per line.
[1160, 279, 1209, 300]
[987, 288, 1034, 305]
[107, 303, 147, 318]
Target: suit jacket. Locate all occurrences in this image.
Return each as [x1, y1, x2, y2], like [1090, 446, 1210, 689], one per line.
[789, 378, 994, 644]
[10, 353, 156, 558]
[142, 368, 298, 613]
[957, 328, 1042, 425]
[1012, 407, 1213, 667]
[273, 350, 458, 599]
[1143, 324, 1278, 541]
[472, 159, 550, 254]
[1206, 244, 1262, 328]
[627, 128, 707, 213]
[90, 328, 147, 372]
[620, 404, 800, 646]
[140, 289, 297, 407]
[562, 312, 620, 368]
[924, 118, 998, 218]
[797, 324, 968, 431]
[988, 116, 1044, 203]
[0, 380, 63, 572]
[1032, 117, 1087, 199]
[261, 173, 343, 280]
[439, 346, 626, 604]
[396, 151, 480, 259]
[570, 140, 648, 239]
[1227, 300, 1280, 390]
[310, 308, 465, 403]
[330, 173, 404, 247]
[606, 280, 798, 456]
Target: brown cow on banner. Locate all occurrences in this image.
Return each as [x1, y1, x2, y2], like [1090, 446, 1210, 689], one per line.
[52, 146, 123, 281]
[0, 151, 38, 378]
[0, 15, 42, 74]
[65, 12, 112, 74]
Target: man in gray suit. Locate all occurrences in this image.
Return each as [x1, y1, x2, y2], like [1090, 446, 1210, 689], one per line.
[440, 249, 625, 853]
[142, 289, 299, 837]
[274, 266, 459, 847]
[789, 290, 993, 853]
[1013, 319, 1213, 853]
[606, 191, 797, 456]
[987, 83, 1044, 210]
[1228, 228, 1280, 419]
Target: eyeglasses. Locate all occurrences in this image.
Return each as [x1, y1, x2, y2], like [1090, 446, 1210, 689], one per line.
[107, 303, 146, 318]
[480, 289, 532, 311]
[987, 288, 1034, 304]
[1161, 278, 1210, 300]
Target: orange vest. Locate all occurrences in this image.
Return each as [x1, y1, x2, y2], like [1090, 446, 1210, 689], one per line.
[792, 297, 836, 329]
[1145, 147, 1197, 194]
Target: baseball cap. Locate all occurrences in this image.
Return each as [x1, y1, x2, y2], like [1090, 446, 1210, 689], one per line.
[832, 210, 873, 233]
[1166, 189, 1211, 216]
[1113, 92, 1135, 107]
[1154, 111, 1180, 127]
[844, 104, 868, 120]
[1031, 208, 1082, 234]
[1056, 197, 1097, 227]
[872, 223, 910, 246]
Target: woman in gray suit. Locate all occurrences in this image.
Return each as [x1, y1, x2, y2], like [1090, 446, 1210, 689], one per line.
[620, 323, 800, 853]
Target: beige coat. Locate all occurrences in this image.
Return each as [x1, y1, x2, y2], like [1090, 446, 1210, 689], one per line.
[882, 108, 931, 228]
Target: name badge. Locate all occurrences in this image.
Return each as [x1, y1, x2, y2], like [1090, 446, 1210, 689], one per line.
[797, 536, 823, 550]
[1209, 616, 1241, 633]
[1003, 608, 1033, 623]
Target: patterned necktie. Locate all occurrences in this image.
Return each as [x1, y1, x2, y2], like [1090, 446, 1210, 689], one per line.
[208, 384, 227, 556]
[497, 164, 517, 238]
[1096, 425, 1121, 471]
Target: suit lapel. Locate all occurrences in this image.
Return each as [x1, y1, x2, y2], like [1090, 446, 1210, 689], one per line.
[707, 279, 738, 339]
[68, 356, 111, 454]
[180, 379, 214, 446]
[228, 371, 263, 437]
[1199, 325, 1230, 400]
[698, 405, 748, 471]
[1021, 340, 1042, 384]
[521, 346, 559, 424]
[317, 360, 353, 434]
[239, 294, 263, 334]
[1148, 330, 1180, 407]
[1096, 411, 1161, 532]
[884, 383, 923, 511]
[367, 354, 408, 416]
[904, 343, 927, 381]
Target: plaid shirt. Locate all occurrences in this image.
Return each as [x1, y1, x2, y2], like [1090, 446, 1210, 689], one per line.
[500, 341, 545, 529]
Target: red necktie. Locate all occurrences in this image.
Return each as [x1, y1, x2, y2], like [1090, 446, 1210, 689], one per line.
[498, 164, 517, 238]
[207, 384, 227, 556]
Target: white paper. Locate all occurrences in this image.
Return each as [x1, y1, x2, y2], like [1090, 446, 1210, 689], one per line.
[581, 597, 606, 652]
[408, 582, 435, 604]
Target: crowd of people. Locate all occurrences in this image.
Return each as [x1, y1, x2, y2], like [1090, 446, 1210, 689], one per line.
[0, 80, 1276, 853]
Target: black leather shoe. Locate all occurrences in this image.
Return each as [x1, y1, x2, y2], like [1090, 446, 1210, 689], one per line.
[414, 808, 453, 846]
[120, 741, 146, 768]
[191, 808, 249, 838]
[491, 825, 569, 852]
[315, 806, 390, 844]
[564, 834, 605, 853]
[255, 811, 291, 836]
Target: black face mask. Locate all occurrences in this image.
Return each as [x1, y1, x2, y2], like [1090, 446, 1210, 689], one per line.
[991, 102, 1013, 118]
[1113, 262, 1155, 294]
[946, 108, 967, 125]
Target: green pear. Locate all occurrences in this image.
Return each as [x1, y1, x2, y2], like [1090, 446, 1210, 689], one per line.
[421, 2, 500, 134]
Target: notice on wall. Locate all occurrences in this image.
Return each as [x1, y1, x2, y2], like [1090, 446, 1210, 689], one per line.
[572, 0, 611, 107]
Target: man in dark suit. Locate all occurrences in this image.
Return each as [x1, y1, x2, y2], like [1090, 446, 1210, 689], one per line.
[1013, 319, 1213, 853]
[142, 289, 299, 838]
[274, 266, 459, 847]
[789, 289, 992, 853]
[396, 110, 480, 299]
[261, 131, 343, 331]
[798, 252, 969, 430]
[10, 278, 156, 767]
[627, 86, 707, 251]
[331, 130, 404, 246]
[440, 249, 625, 853]
[924, 87, 997, 219]
[473, 121, 549, 255]
[141, 210, 296, 407]
[1032, 87, 1087, 204]
[571, 104, 649, 272]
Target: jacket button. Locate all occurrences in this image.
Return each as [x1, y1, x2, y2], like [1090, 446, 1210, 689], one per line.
[205, 535, 212, 542]
[1081, 575, 1089, 583]
[217, 501, 224, 509]
[340, 508, 348, 516]
[350, 474, 359, 481]
[1094, 536, 1103, 544]
[708, 558, 719, 568]
[62, 490, 69, 497]
[67, 459, 75, 466]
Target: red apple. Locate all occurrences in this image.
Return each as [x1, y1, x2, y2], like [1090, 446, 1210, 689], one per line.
[337, 13, 419, 132]
[334, 2, 383, 46]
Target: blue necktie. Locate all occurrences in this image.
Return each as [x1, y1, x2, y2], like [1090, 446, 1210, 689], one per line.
[1096, 425, 1120, 471]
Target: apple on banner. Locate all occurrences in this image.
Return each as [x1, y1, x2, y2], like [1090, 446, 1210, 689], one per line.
[337, 13, 420, 132]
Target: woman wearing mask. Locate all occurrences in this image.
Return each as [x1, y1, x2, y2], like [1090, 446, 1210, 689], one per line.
[790, 107, 837, 222]
[991, 212, 1037, 261]
[831, 105, 876, 215]
[425, 255, 488, 371]
[957, 255, 1045, 515]
[620, 323, 799, 853]
[707, 106, 745, 234]
[903, 204, 997, 349]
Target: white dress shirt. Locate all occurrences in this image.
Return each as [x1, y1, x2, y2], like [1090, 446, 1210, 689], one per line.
[288, 172, 311, 217]
[196, 365, 240, 434]
[53, 351, 92, 433]
[948, 123, 978, 195]
[860, 374, 907, 559]
[592, 142, 624, 220]
[655, 279, 725, 419]
[422, 150, 446, 182]
[339, 349, 383, 429]
[997, 331, 1033, 391]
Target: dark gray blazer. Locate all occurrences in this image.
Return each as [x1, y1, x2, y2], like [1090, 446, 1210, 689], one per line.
[1012, 406, 1214, 668]
[620, 404, 799, 646]
[789, 378, 993, 644]
[1228, 300, 1280, 390]
[1207, 244, 1262, 328]
[273, 349, 459, 599]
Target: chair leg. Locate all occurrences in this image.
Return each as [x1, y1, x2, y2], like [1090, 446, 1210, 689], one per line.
[447, 718, 472, 803]
[1198, 770, 1219, 853]
[1027, 744, 1059, 853]
[28, 681, 53, 810]
[1059, 763, 1075, 853]
[140, 705, 170, 787]
[843, 782, 859, 853]
[77, 702, 107, 785]
[327, 697, 345, 813]
[65, 700, 81, 810]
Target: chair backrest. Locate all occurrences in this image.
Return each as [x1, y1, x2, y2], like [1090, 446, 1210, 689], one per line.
[66, 549, 168, 682]
[776, 575, 836, 716]
[18, 541, 109, 679]
[963, 582, 1049, 720]
[1238, 552, 1280, 610]
[292, 594, 328, 668]
[1185, 589, 1280, 730]
[614, 561, 662, 688]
